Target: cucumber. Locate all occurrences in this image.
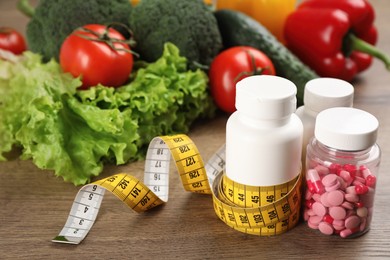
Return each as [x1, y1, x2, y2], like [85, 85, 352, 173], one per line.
[214, 9, 318, 106]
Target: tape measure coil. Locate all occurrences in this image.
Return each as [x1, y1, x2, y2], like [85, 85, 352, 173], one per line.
[53, 134, 302, 244]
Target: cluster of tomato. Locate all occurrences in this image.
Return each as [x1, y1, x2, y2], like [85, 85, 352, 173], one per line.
[0, 27, 26, 55]
[1, 25, 275, 114]
[58, 24, 277, 113]
[1, 24, 134, 90]
[59, 24, 134, 89]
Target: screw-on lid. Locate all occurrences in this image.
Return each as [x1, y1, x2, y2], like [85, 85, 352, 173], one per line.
[315, 107, 379, 151]
[304, 78, 354, 113]
[235, 75, 297, 120]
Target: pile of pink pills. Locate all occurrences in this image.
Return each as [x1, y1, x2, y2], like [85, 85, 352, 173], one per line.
[304, 162, 376, 238]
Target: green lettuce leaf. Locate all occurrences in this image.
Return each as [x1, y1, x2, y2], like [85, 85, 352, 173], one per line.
[0, 43, 215, 185]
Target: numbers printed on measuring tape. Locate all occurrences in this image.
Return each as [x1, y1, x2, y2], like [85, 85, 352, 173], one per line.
[52, 134, 302, 244]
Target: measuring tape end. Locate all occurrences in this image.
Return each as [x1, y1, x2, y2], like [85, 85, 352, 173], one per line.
[52, 236, 80, 245]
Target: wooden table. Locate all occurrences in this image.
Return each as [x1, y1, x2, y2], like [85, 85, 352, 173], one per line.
[1, 0, 390, 259]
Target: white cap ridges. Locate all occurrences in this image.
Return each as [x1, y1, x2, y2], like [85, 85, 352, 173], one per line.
[315, 107, 379, 151]
[235, 75, 297, 120]
[304, 78, 354, 113]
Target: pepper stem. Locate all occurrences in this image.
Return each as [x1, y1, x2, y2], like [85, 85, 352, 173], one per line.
[349, 33, 390, 70]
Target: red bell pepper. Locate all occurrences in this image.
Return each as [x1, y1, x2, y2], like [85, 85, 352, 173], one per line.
[284, 0, 390, 81]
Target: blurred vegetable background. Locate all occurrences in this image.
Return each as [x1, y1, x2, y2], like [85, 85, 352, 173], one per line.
[284, 0, 390, 81]
[22, 0, 133, 62]
[1, 0, 389, 185]
[215, 0, 296, 44]
[0, 27, 26, 54]
[129, 0, 223, 69]
[0, 43, 214, 185]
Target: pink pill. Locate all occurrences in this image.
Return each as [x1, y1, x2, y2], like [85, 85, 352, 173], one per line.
[327, 190, 344, 206]
[333, 224, 345, 231]
[355, 184, 369, 195]
[308, 221, 319, 230]
[322, 174, 338, 187]
[345, 215, 361, 229]
[339, 170, 353, 185]
[357, 207, 368, 218]
[305, 199, 315, 209]
[341, 201, 354, 210]
[307, 209, 316, 216]
[346, 186, 356, 194]
[359, 164, 368, 171]
[366, 175, 376, 188]
[343, 164, 357, 176]
[307, 169, 325, 194]
[354, 176, 366, 185]
[329, 163, 342, 174]
[309, 215, 323, 226]
[318, 222, 334, 235]
[325, 181, 341, 192]
[329, 206, 347, 220]
[337, 177, 348, 190]
[345, 193, 359, 203]
[355, 201, 364, 208]
[305, 190, 313, 200]
[306, 181, 315, 194]
[312, 202, 327, 217]
[340, 229, 353, 238]
[355, 169, 363, 178]
[323, 214, 334, 224]
[333, 219, 345, 227]
[307, 169, 320, 181]
[315, 165, 329, 175]
[312, 193, 321, 202]
[362, 167, 372, 178]
[320, 193, 331, 207]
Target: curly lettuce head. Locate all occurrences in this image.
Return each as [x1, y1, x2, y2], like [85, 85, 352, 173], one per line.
[0, 43, 214, 185]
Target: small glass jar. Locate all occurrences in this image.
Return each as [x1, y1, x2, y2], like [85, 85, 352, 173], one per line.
[304, 107, 381, 238]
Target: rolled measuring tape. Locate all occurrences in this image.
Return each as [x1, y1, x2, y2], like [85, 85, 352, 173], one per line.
[52, 134, 302, 244]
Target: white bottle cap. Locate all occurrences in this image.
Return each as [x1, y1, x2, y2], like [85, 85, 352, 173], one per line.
[315, 107, 379, 151]
[235, 75, 297, 120]
[304, 78, 354, 113]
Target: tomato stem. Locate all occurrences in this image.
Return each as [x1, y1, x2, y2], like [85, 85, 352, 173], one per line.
[75, 24, 139, 58]
[233, 50, 267, 83]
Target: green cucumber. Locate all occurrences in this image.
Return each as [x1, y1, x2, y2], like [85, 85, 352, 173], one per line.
[214, 9, 318, 106]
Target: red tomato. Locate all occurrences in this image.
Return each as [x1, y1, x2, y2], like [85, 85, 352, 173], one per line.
[209, 46, 276, 113]
[60, 24, 133, 89]
[0, 27, 27, 55]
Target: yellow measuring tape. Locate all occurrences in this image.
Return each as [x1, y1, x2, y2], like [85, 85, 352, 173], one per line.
[52, 134, 302, 244]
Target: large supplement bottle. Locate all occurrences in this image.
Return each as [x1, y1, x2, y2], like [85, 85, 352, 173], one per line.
[226, 75, 303, 187]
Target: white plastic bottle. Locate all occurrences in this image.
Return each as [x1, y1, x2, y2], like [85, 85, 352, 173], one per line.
[225, 75, 303, 186]
[295, 78, 354, 164]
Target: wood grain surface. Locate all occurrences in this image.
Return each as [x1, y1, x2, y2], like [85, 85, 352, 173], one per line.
[1, 0, 390, 259]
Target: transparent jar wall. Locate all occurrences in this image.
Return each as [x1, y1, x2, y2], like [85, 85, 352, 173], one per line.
[304, 137, 381, 238]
